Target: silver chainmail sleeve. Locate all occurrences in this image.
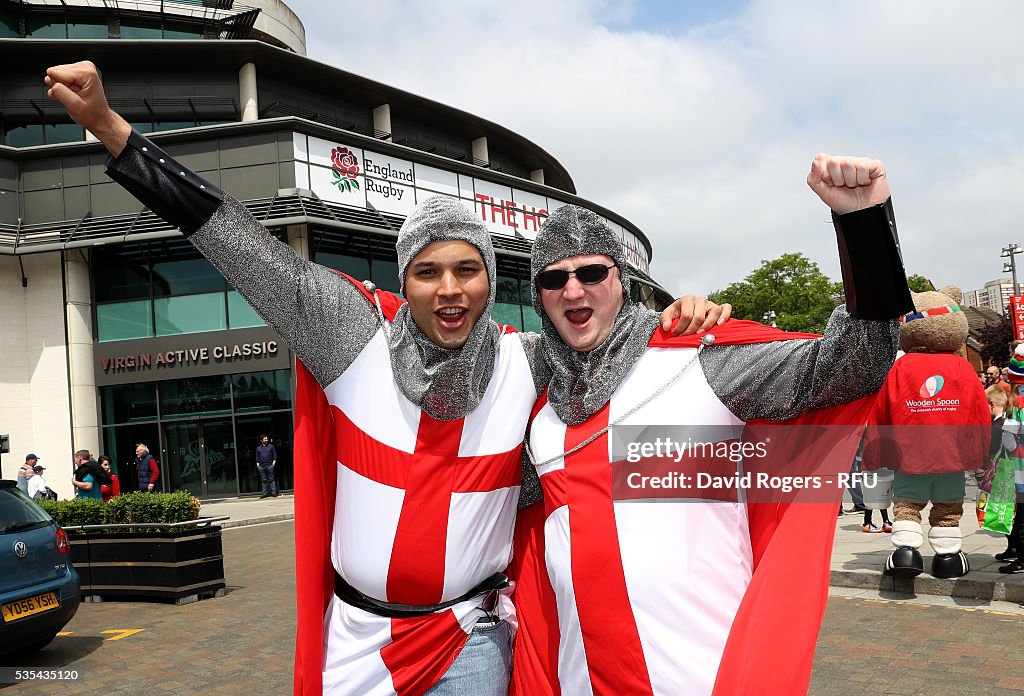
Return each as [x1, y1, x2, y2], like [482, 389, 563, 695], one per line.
[700, 306, 899, 422]
[105, 130, 379, 387]
[189, 195, 380, 387]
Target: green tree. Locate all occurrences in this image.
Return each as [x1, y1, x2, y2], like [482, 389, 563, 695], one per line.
[707, 253, 843, 334]
[979, 317, 1012, 367]
[907, 274, 935, 293]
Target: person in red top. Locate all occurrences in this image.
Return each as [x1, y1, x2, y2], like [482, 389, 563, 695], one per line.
[99, 455, 121, 502]
[986, 365, 1012, 396]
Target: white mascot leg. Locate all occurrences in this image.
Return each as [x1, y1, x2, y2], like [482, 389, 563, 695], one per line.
[929, 526, 969, 578]
[885, 520, 925, 577]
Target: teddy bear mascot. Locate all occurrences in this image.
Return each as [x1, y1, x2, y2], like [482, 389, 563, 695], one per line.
[863, 286, 990, 578]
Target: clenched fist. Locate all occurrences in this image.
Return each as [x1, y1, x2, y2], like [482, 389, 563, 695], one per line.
[806, 154, 889, 215]
[45, 61, 130, 156]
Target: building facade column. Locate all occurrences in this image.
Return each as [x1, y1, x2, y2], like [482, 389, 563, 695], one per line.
[287, 224, 310, 260]
[240, 62, 259, 123]
[472, 136, 489, 166]
[64, 250, 100, 457]
[372, 104, 392, 141]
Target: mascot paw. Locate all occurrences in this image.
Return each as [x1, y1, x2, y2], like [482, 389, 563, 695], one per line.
[884, 547, 924, 577]
[931, 551, 969, 579]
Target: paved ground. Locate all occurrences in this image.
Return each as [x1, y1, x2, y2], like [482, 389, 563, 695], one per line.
[5, 490, 1024, 694]
[199, 493, 297, 529]
[1, 521, 296, 695]
[812, 588, 1024, 696]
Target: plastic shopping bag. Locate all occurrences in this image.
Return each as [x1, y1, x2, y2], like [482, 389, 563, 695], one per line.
[983, 449, 1016, 535]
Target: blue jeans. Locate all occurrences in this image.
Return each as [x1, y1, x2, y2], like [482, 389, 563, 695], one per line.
[425, 620, 513, 696]
[257, 464, 277, 496]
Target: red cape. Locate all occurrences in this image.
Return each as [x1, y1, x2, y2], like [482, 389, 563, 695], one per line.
[293, 277, 404, 696]
[508, 320, 877, 696]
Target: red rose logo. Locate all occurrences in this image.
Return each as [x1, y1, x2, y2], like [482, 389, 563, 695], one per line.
[330, 146, 361, 193]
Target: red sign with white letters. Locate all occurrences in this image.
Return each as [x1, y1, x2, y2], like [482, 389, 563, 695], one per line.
[1011, 295, 1024, 340]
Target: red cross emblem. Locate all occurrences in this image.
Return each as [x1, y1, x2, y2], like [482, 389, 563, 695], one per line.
[334, 407, 522, 605]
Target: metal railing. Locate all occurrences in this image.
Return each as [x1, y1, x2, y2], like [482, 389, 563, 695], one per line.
[61, 515, 230, 531]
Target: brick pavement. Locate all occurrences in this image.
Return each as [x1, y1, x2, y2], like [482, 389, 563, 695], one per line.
[6, 490, 1024, 695]
[813, 591, 1024, 696]
[1, 520, 296, 695]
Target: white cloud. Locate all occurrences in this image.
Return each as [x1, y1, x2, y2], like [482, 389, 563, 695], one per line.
[284, 0, 1024, 300]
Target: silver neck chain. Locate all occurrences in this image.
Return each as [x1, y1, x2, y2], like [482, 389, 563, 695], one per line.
[524, 334, 714, 469]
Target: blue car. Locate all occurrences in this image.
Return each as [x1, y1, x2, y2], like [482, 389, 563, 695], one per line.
[0, 480, 80, 655]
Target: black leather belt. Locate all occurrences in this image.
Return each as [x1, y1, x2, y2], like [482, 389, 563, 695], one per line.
[333, 571, 509, 619]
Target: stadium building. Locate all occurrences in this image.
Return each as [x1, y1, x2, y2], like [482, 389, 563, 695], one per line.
[0, 0, 672, 499]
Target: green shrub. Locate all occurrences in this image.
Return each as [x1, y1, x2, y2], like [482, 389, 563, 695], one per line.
[38, 498, 105, 527]
[39, 491, 202, 530]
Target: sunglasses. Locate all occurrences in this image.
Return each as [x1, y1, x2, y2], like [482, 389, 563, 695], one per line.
[535, 263, 616, 291]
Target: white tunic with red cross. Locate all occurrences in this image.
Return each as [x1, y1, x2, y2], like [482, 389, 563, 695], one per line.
[320, 325, 536, 695]
[528, 344, 751, 696]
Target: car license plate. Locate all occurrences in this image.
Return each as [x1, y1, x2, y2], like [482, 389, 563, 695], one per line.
[1, 592, 59, 622]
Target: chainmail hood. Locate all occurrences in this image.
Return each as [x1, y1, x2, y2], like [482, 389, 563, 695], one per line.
[388, 195, 500, 421]
[531, 205, 660, 425]
[530, 205, 629, 316]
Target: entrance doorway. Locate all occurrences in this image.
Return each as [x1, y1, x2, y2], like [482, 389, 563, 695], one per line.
[162, 419, 237, 499]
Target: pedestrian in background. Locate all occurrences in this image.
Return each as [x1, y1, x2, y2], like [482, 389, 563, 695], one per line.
[16, 454, 38, 494]
[134, 443, 160, 492]
[27, 464, 55, 500]
[256, 435, 278, 499]
[71, 449, 104, 500]
[986, 365, 1011, 397]
[99, 455, 121, 502]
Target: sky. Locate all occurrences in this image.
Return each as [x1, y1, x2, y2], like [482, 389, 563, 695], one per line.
[282, 0, 1024, 299]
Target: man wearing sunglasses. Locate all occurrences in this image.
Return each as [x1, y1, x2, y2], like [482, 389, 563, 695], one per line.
[45, 61, 730, 696]
[511, 155, 915, 696]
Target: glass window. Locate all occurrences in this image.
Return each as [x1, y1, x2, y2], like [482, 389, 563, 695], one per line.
[101, 382, 158, 424]
[495, 276, 521, 305]
[130, 121, 155, 134]
[518, 277, 533, 305]
[0, 488, 52, 530]
[103, 423, 160, 488]
[0, 12, 18, 38]
[44, 123, 84, 144]
[152, 257, 224, 296]
[154, 293, 227, 336]
[119, 20, 162, 39]
[97, 300, 153, 342]
[235, 412, 294, 493]
[25, 17, 65, 38]
[159, 375, 231, 419]
[67, 16, 108, 39]
[372, 259, 401, 293]
[316, 251, 370, 281]
[153, 121, 197, 132]
[232, 370, 292, 413]
[94, 252, 150, 302]
[227, 291, 266, 329]
[4, 124, 44, 148]
[522, 309, 542, 334]
[162, 25, 204, 40]
[492, 304, 523, 330]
